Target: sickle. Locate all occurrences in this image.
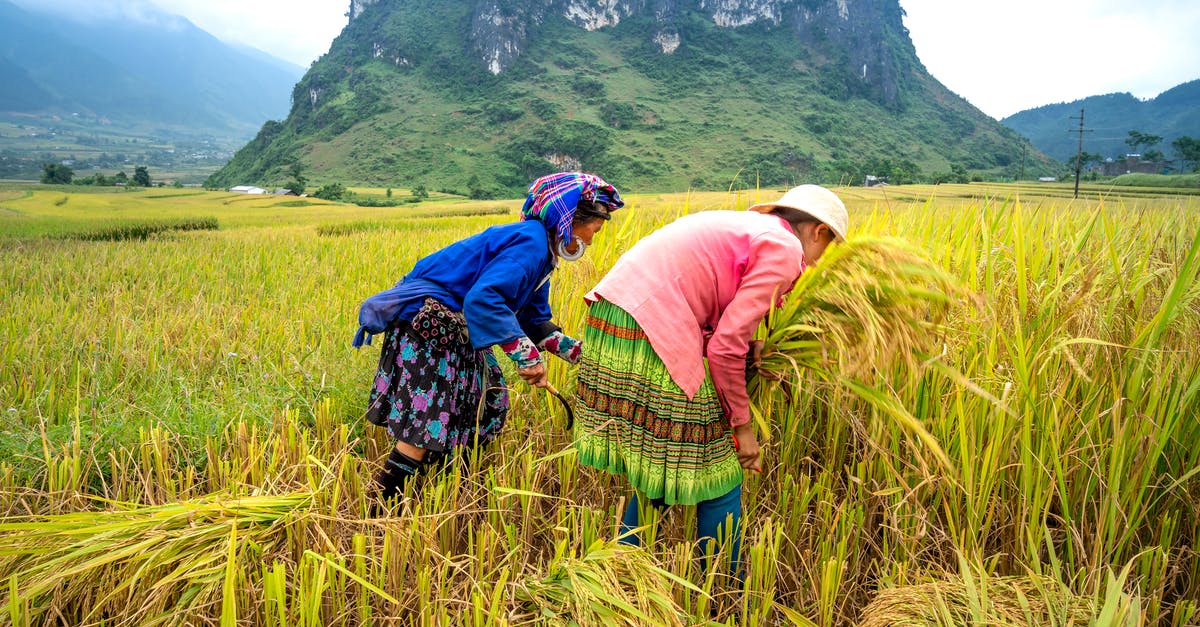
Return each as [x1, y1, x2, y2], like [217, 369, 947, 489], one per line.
[544, 383, 575, 431]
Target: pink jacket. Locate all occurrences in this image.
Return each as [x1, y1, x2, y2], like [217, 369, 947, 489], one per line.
[587, 210, 807, 426]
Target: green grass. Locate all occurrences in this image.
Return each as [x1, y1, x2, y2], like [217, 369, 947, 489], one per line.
[0, 183, 1197, 625]
[1110, 173, 1200, 188]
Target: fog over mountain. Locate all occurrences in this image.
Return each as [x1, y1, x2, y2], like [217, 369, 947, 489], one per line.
[0, 0, 303, 137]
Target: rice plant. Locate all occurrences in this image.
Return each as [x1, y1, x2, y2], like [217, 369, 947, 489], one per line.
[517, 537, 704, 625]
[0, 492, 314, 626]
[60, 216, 219, 241]
[0, 183, 1198, 625]
[858, 554, 1143, 627]
[750, 236, 964, 473]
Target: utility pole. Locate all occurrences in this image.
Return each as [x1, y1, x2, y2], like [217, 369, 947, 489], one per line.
[1019, 143, 1026, 181]
[1068, 108, 1093, 199]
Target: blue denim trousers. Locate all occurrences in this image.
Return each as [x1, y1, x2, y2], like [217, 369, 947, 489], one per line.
[618, 483, 742, 570]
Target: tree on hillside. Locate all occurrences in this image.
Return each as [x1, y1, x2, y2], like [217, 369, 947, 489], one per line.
[1173, 136, 1200, 172]
[860, 156, 921, 185]
[599, 101, 638, 129]
[78, 172, 110, 186]
[465, 174, 500, 200]
[313, 182, 349, 201]
[284, 163, 307, 195]
[1125, 130, 1162, 154]
[1065, 152, 1104, 172]
[41, 163, 74, 185]
[133, 166, 151, 187]
[930, 163, 969, 184]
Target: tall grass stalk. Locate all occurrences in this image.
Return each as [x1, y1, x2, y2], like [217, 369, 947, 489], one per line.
[1, 186, 1198, 624]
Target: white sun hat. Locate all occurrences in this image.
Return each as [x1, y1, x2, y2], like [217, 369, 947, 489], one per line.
[748, 184, 849, 242]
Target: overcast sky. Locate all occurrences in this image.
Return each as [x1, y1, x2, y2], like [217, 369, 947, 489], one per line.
[15, 0, 1200, 120]
[902, 0, 1200, 118]
[146, 0, 348, 71]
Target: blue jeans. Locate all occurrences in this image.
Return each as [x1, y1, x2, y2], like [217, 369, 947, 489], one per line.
[618, 484, 742, 570]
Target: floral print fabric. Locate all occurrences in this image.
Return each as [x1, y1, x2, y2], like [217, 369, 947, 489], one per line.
[501, 336, 541, 369]
[366, 298, 509, 455]
[539, 331, 582, 364]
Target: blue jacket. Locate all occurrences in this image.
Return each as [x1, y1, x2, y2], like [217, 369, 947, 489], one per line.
[353, 221, 556, 351]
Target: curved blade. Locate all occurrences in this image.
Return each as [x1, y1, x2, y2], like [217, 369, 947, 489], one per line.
[545, 384, 575, 431]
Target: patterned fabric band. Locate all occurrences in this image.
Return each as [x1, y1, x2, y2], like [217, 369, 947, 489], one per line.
[574, 300, 743, 506]
[520, 172, 624, 244]
[539, 331, 582, 364]
[501, 336, 542, 369]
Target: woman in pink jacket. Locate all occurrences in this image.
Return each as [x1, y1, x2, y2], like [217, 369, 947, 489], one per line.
[574, 184, 849, 570]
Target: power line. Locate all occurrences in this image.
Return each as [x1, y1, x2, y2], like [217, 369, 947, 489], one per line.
[1068, 108, 1094, 199]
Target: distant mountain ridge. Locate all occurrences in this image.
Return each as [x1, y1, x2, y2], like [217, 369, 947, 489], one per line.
[209, 0, 1050, 193]
[1002, 80, 1200, 163]
[0, 0, 304, 137]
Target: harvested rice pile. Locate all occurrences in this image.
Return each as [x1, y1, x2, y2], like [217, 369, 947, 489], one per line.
[0, 493, 313, 625]
[859, 575, 1093, 626]
[517, 538, 701, 626]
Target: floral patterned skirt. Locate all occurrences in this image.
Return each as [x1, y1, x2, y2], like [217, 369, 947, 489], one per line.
[365, 298, 509, 457]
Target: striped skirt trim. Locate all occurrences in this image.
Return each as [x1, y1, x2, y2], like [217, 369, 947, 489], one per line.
[574, 299, 743, 506]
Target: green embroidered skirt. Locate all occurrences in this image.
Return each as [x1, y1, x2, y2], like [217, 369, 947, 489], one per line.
[575, 299, 743, 506]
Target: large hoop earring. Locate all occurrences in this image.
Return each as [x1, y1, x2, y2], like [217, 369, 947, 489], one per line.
[556, 237, 586, 261]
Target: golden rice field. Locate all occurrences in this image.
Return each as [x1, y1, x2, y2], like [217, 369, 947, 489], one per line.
[1, 182, 1198, 626]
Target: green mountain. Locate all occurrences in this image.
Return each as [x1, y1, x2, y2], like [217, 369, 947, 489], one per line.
[209, 0, 1050, 194]
[1002, 80, 1200, 163]
[0, 0, 303, 136]
[0, 56, 54, 111]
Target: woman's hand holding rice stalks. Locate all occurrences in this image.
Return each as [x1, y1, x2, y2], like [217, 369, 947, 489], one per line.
[750, 236, 964, 474]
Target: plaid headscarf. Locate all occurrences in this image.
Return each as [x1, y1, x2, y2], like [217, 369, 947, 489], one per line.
[520, 172, 623, 243]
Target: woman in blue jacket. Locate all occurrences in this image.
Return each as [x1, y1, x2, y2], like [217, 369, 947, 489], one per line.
[353, 172, 623, 508]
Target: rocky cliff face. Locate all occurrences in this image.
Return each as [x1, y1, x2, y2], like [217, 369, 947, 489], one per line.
[349, 0, 911, 106]
[208, 0, 1040, 192]
[348, 0, 381, 20]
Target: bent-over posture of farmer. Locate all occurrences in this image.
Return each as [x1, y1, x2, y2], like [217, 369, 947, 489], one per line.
[352, 172, 624, 509]
[574, 184, 848, 569]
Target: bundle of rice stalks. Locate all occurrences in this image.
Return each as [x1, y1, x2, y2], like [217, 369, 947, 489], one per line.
[751, 236, 964, 471]
[517, 537, 705, 626]
[858, 575, 1093, 626]
[0, 491, 312, 626]
[60, 217, 219, 241]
